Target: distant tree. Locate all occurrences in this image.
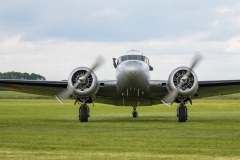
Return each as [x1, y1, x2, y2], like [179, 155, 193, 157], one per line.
[0, 72, 46, 80]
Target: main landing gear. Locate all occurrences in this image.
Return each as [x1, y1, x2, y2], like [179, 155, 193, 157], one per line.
[79, 103, 90, 122]
[177, 103, 188, 122]
[132, 106, 138, 118]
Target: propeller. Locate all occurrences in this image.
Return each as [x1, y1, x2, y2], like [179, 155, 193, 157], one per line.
[161, 52, 204, 107]
[55, 55, 106, 104]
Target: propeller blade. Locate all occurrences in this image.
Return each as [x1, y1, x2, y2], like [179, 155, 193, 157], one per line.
[186, 52, 204, 77]
[161, 90, 178, 107]
[84, 55, 106, 78]
[161, 81, 183, 106]
[55, 80, 82, 104]
[55, 88, 73, 104]
[55, 55, 106, 104]
[161, 52, 204, 106]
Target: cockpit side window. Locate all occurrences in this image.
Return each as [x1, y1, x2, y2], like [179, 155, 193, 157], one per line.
[145, 58, 149, 64]
[141, 56, 149, 65]
[117, 58, 122, 65]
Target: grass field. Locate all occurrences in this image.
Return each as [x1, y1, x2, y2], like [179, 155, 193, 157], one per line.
[0, 91, 54, 99]
[1, 92, 240, 159]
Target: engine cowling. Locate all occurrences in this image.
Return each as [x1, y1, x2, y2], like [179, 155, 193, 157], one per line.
[167, 66, 198, 97]
[67, 67, 99, 97]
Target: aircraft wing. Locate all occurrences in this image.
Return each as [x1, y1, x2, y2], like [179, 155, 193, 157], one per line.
[196, 80, 240, 98]
[93, 80, 117, 105]
[0, 79, 118, 104]
[148, 80, 240, 105]
[1, 79, 240, 105]
[0, 79, 67, 96]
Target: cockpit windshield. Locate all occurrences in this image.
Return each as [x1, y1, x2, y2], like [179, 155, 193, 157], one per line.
[117, 55, 149, 65]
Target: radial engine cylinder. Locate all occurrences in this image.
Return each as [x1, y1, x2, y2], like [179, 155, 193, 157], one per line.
[167, 66, 198, 97]
[67, 67, 99, 97]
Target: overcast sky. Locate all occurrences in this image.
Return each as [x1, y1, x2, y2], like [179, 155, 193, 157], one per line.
[1, 0, 240, 81]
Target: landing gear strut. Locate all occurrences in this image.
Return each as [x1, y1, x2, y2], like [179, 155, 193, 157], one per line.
[79, 103, 90, 122]
[132, 106, 138, 118]
[177, 103, 188, 122]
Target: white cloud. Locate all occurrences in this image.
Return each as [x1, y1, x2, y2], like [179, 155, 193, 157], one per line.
[1, 1, 240, 81]
[225, 36, 240, 52]
[217, 7, 233, 13]
[0, 32, 240, 81]
[213, 20, 218, 27]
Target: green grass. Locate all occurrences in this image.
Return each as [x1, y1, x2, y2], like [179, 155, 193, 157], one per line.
[0, 91, 53, 99]
[0, 98, 240, 159]
[198, 93, 240, 100]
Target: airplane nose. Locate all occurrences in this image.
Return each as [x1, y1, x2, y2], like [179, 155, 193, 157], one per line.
[125, 61, 140, 76]
[116, 60, 150, 96]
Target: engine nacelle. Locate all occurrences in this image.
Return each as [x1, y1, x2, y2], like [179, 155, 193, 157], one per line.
[67, 67, 99, 97]
[167, 66, 198, 97]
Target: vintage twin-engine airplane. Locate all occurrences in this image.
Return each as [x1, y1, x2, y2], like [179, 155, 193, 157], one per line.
[1, 50, 240, 122]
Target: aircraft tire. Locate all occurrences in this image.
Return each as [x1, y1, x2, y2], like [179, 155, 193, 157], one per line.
[80, 104, 88, 122]
[132, 111, 138, 118]
[178, 105, 186, 122]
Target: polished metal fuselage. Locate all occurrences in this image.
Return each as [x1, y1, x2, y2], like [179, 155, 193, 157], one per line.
[116, 60, 150, 98]
[95, 58, 167, 106]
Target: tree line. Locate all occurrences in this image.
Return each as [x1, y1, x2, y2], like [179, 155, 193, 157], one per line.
[0, 72, 46, 80]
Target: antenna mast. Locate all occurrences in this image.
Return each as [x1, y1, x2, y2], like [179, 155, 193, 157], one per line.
[126, 49, 142, 55]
